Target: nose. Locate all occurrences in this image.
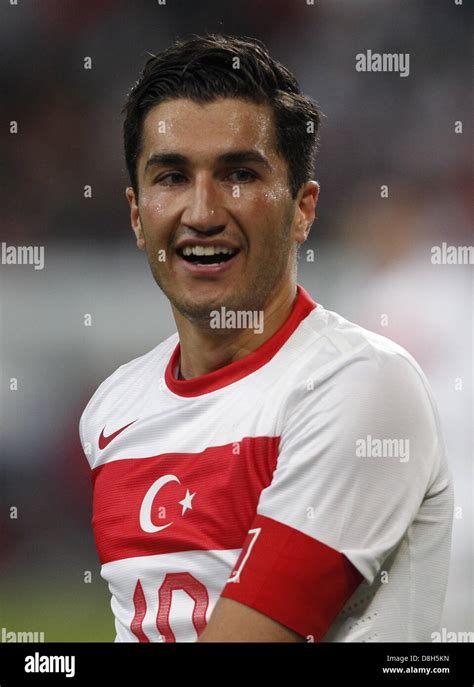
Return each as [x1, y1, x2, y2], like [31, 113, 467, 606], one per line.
[180, 172, 228, 233]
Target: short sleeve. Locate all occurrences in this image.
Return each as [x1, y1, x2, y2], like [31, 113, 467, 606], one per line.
[220, 349, 441, 640]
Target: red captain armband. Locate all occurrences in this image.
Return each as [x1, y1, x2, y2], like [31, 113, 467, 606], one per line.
[220, 513, 363, 641]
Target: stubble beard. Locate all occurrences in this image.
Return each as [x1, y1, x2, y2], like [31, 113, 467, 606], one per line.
[143, 211, 296, 329]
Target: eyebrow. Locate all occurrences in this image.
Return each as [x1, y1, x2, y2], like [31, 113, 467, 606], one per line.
[143, 149, 272, 175]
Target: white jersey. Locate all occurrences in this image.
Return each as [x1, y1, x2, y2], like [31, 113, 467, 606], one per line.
[79, 284, 453, 642]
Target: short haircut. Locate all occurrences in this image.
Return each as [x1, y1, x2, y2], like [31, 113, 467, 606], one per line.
[122, 33, 322, 200]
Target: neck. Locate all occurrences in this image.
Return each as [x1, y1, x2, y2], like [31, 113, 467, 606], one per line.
[172, 281, 297, 380]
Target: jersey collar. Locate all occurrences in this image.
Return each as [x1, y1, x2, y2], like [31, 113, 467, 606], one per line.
[164, 283, 317, 397]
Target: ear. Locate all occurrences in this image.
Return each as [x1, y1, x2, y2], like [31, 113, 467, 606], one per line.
[294, 181, 319, 245]
[125, 187, 145, 250]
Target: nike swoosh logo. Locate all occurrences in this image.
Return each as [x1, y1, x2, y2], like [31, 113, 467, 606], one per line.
[99, 420, 137, 450]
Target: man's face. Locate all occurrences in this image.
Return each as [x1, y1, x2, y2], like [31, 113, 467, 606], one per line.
[126, 97, 317, 324]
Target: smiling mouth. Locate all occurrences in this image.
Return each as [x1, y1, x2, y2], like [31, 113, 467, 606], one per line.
[177, 246, 240, 265]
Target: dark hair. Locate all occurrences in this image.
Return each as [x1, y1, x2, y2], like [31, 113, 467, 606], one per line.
[122, 33, 322, 200]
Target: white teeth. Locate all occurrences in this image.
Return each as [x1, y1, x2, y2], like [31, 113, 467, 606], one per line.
[181, 245, 236, 256]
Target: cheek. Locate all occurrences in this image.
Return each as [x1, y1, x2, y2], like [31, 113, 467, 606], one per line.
[231, 186, 285, 224]
[139, 191, 166, 221]
[238, 188, 289, 236]
[138, 192, 171, 245]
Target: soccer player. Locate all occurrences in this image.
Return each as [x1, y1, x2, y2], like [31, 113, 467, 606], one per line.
[79, 34, 453, 642]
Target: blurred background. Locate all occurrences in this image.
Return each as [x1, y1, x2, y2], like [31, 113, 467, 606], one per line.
[0, 0, 472, 641]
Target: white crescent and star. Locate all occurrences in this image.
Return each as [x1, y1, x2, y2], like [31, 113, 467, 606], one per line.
[139, 474, 196, 534]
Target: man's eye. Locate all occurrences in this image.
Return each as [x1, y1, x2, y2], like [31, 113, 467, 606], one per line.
[154, 170, 256, 185]
[227, 169, 257, 183]
[155, 172, 186, 185]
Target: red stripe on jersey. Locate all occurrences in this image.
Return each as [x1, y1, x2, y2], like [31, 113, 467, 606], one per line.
[164, 284, 317, 397]
[130, 579, 150, 643]
[91, 436, 279, 565]
[220, 513, 363, 641]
